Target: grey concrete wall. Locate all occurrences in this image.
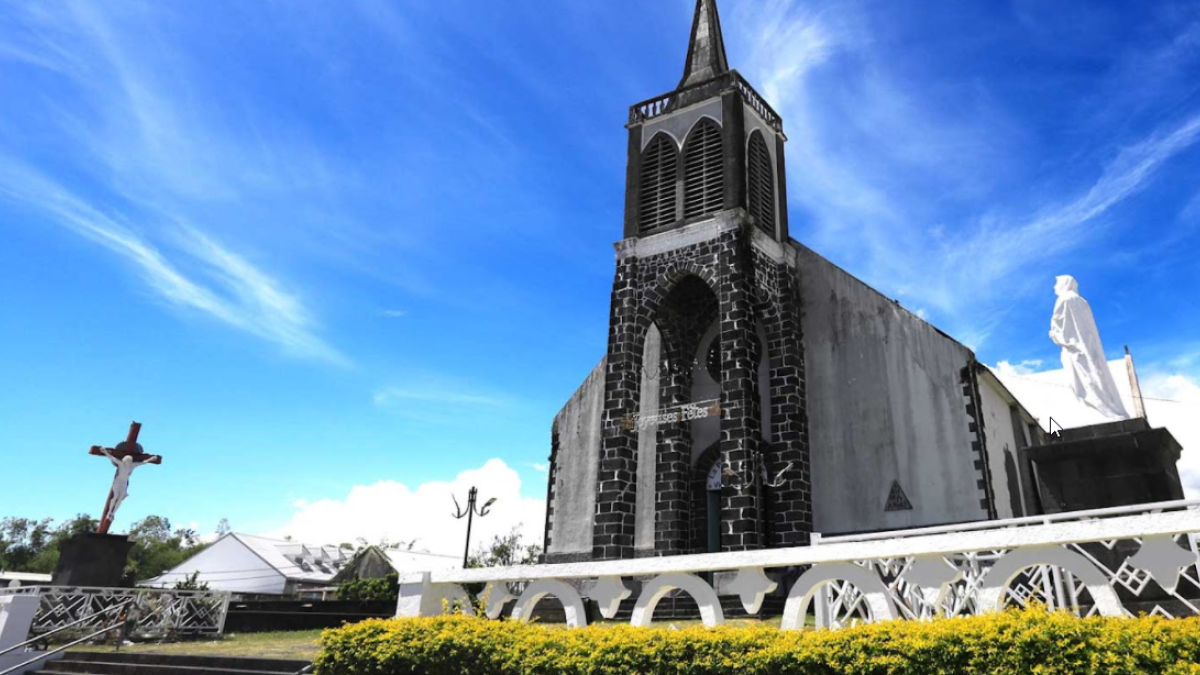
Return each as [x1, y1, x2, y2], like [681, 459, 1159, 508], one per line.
[636, 326, 662, 554]
[977, 377, 1021, 520]
[548, 359, 606, 558]
[796, 244, 989, 534]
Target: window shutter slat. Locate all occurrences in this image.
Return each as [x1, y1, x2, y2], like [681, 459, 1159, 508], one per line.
[683, 120, 724, 219]
[639, 134, 679, 232]
[746, 131, 775, 232]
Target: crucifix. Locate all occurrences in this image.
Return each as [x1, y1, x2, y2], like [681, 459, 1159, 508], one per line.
[89, 422, 162, 535]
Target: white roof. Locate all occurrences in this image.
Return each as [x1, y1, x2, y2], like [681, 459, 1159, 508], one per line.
[141, 532, 349, 592]
[992, 357, 1198, 498]
[0, 571, 51, 584]
[233, 533, 346, 583]
[991, 359, 1136, 432]
[383, 549, 462, 574]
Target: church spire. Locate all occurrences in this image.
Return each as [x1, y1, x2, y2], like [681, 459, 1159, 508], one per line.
[678, 0, 730, 90]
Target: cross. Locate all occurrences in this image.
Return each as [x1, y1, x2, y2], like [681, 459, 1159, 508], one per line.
[89, 422, 163, 535]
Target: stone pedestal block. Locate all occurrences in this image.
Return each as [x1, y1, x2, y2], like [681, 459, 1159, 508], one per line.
[1024, 418, 1184, 514]
[51, 533, 133, 587]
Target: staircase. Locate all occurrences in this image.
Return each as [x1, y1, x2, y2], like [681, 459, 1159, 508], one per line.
[33, 653, 309, 675]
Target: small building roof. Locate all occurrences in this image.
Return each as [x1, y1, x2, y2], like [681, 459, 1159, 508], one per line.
[234, 533, 349, 584]
[141, 532, 350, 593]
[0, 571, 52, 586]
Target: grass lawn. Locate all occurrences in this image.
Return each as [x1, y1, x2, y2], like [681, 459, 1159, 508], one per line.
[70, 630, 325, 661]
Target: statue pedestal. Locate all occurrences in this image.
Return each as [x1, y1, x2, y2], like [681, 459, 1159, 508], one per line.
[51, 533, 133, 587]
[1024, 418, 1185, 514]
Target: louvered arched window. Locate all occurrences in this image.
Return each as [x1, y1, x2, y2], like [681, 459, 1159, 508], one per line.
[683, 119, 724, 219]
[639, 133, 679, 232]
[746, 131, 776, 232]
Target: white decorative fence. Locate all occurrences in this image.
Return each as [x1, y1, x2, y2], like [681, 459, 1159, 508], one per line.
[398, 500, 1200, 630]
[0, 586, 229, 639]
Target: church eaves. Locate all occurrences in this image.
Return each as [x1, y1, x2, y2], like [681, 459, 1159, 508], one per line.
[678, 0, 730, 90]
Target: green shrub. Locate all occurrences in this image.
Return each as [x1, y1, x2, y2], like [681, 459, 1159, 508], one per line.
[315, 608, 1200, 675]
[338, 573, 399, 602]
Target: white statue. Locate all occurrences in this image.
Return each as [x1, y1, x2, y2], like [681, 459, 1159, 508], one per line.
[89, 422, 162, 534]
[101, 449, 156, 531]
[1049, 275, 1129, 420]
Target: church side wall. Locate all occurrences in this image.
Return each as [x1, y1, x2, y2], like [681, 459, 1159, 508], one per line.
[546, 359, 606, 562]
[795, 244, 989, 535]
[977, 375, 1027, 519]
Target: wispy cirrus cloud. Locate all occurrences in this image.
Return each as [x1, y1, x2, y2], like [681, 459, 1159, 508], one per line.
[372, 382, 518, 426]
[0, 1, 351, 364]
[935, 113, 1200, 341]
[373, 387, 511, 409]
[0, 158, 347, 365]
[728, 0, 1200, 348]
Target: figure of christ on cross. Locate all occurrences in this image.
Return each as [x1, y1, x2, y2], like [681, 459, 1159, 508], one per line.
[89, 422, 162, 535]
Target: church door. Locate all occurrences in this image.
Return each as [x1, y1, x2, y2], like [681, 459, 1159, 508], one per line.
[706, 459, 723, 552]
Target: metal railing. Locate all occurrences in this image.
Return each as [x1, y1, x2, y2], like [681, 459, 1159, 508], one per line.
[0, 599, 131, 659]
[628, 70, 784, 134]
[397, 499, 1200, 630]
[0, 599, 132, 675]
[0, 586, 229, 640]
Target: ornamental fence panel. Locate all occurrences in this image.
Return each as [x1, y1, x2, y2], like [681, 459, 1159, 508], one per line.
[0, 586, 229, 639]
[397, 499, 1200, 630]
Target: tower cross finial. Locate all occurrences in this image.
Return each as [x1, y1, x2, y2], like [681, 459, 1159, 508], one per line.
[679, 0, 730, 90]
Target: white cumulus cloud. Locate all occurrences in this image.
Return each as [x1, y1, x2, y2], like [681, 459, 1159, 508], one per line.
[269, 459, 546, 559]
[1140, 372, 1200, 498]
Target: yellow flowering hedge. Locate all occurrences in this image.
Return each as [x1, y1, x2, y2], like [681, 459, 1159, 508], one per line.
[315, 609, 1200, 675]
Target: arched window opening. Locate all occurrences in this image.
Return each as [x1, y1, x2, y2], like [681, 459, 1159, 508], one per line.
[747, 131, 776, 232]
[683, 119, 724, 219]
[639, 134, 679, 232]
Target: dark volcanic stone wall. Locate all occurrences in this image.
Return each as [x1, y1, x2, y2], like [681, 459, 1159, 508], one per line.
[592, 215, 812, 559]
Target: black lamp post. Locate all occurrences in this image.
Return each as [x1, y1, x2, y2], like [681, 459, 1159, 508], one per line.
[451, 486, 496, 568]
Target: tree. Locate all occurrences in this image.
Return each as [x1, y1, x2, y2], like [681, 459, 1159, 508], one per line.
[124, 516, 207, 584]
[0, 513, 210, 585]
[0, 515, 97, 574]
[173, 570, 210, 591]
[338, 573, 398, 602]
[0, 517, 55, 572]
[467, 527, 542, 569]
[215, 518, 231, 537]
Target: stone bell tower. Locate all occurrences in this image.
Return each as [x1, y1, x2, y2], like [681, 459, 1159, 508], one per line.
[592, 0, 811, 561]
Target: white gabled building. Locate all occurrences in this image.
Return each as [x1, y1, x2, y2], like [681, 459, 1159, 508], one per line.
[141, 533, 349, 597]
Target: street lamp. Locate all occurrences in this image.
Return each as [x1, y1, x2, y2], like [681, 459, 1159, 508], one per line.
[451, 486, 496, 568]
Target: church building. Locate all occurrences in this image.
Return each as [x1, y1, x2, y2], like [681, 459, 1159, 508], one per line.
[543, 0, 1184, 564]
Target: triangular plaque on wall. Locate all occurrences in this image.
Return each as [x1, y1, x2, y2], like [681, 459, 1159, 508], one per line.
[885, 480, 913, 512]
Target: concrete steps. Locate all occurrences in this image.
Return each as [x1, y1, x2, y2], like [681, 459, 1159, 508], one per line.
[35, 652, 309, 675]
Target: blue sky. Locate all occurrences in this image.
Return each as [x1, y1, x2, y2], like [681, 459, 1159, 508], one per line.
[2, 0, 1199, 554]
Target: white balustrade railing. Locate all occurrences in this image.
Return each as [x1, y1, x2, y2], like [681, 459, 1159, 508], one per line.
[397, 500, 1200, 629]
[0, 586, 229, 639]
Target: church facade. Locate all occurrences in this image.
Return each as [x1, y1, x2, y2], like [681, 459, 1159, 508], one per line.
[542, 0, 1181, 564]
